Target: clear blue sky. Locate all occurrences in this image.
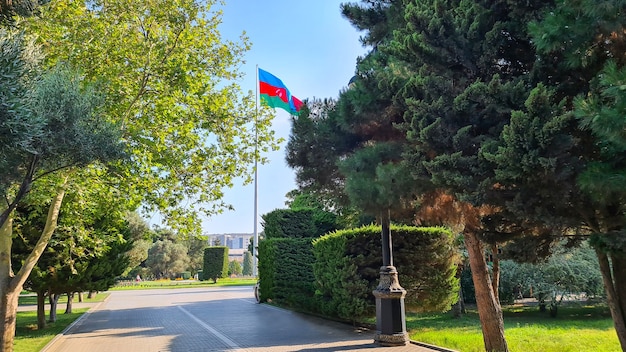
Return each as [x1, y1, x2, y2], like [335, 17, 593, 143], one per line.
[198, 1, 367, 234]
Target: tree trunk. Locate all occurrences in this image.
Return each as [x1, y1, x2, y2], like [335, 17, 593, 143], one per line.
[65, 292, 74, 314]
[465, 232, 509, 352]
[491, 244, 500, 303]
[48, 293, 60, 323]
[0, 181, 67, 350]
[452, 270, 466, 318]
[596, 249, 626, 350]
[87, 291, 96, 299]
[78, 292, 83, 302]
[452, 288, 464, 318]
[36, 291, 46, 330]
[0, 215, 19, 352]
[460, 286, 466, 314]
[0, 289, 19, 350]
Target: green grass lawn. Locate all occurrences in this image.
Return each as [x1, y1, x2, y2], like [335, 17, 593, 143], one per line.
[18, 292, 109, 306]
[14, 308, 89, 352]
[111, 277, 257, 290]
[407, 303, 619, 352]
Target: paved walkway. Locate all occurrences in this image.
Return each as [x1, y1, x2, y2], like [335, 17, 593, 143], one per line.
[34, 286, 453, 352]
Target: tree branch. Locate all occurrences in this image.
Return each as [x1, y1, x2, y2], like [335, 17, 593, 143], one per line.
[10, 175, 68, 292]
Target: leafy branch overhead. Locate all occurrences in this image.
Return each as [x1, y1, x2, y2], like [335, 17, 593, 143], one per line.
[24, 0, 281, 232]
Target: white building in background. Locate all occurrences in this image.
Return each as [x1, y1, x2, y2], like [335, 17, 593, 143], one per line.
[205, 233, 252, 262]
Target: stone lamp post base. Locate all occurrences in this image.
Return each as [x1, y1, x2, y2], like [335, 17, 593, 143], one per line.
[373, 265, 409, 346]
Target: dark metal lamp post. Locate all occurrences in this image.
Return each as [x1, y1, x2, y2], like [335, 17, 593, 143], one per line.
[373, 209, 408, 346]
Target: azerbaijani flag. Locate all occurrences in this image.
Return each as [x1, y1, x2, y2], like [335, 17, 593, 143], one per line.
[259, 68, 302, 115]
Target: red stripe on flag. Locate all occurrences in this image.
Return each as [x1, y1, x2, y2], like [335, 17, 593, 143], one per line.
[291, 96, 303, 112]
[260, 81, 289, 103]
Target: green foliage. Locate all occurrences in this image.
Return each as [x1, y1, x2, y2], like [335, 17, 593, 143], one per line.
[76, 234, 132, 293]
[242, 251, 253, 276]
[285, 99, 360, 212]
[228, 260, 242, 276]
[202, 247, 228, 283]
[529, 0, 626, 70]
[407, 304, 618, 352]
[13, 179, 133, 296]
[312, 229, 368, 319]
[502, 244, 604, 305]
[180, 271, 191, 280]
[122, 212, 152, 276]
[573, 61, 626, 213]
[0, 29, 42, 194]
[182, 236, 208, 274]
[262, 208, 337, 239]
[482, 83, 582, 255]
[1, 29, 125, 227]
[460, 243, 604, 306]
[338, 142, 416, 218]
[257, 238, 316, 310]
[24, 0, 280, 233]
[146, 239, 189, 279]
[257, 239, 275, 300]
[313, 225, 459, 321]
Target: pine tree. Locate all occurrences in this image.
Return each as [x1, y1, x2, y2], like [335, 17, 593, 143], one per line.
[242, 251, 253, 276]
[487, 1, 626, 348]
[388, 2, 554, 350]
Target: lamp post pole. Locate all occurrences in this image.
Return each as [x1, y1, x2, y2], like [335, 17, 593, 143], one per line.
[373, 208, 408, 346]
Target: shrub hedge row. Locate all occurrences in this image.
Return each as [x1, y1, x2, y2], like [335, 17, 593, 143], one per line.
[258, 238, 316, 310]
[313, 225, 459, 320]
[259, 224, 459, 321]
[262, 208, 337, 239]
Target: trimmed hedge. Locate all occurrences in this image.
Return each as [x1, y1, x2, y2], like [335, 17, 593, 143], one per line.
[202, 247, 229, 282]
[313, 225, 459, 321]
[262, 208, 337, 239]
[258, 238, 316, 310]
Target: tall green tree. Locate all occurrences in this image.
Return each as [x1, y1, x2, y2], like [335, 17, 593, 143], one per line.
[183, 236, 208, 275]
[286, 99, 361, 215]
[228, 260, 242, 276]
[14, 168, 134, 328]
[203, 247, 228, 283]
[388, 1, 561, 351]
[146, 239, 189, 279]
[484, 2, 626, 348]
[0, 30, 124, 350]
[574, 59, 626, 352]
[242, 251, 253, 276]
[122, 212, 152, 276]
[24, 0, 280, 233]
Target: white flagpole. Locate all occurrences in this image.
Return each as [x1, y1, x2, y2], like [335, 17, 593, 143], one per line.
[253, 65, 259, 278]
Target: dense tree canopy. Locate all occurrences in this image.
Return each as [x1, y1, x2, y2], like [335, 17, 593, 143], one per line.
[485, 1, 626, 348]
[1, 1, 272, 349]
[146, 239, 189, 279]
[288, 1, 626, 351]
[23, 0, 281, 233]
[0, 31, 125, 228]
[0, 27, 126, 350]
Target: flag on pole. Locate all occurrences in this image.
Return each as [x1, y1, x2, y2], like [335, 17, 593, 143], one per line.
[258, 68, 302, 115]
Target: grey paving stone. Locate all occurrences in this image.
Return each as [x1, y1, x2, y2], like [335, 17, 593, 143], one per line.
[41, 287, 452, 352]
